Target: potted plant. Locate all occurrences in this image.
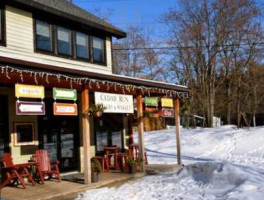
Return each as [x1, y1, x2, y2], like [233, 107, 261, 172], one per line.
[90, 104, 106, 118]
[127, 155, 137, 174]
[91, 159, 102, 183]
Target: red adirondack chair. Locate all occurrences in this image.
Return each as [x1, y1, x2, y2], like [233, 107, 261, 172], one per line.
[0, 153, 36, 189]
[33, 150, 61, 184]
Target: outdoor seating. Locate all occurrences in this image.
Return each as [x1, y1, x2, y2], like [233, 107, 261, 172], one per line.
[118, 153, 127, 172]
[104, 146, 119, 171]
[0, 153, 36, 189]
[91, 156, 109, 172]
[33, 150, 61, 184]
[129, 144, 148, 165]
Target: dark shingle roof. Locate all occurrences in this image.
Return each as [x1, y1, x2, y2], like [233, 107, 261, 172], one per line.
[8, 0, 126, 38]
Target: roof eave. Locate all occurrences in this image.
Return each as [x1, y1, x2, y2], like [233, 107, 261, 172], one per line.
[5, 0, 127, 39]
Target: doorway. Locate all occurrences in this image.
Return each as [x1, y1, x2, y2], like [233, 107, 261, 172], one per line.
[94, 114, 124, 154]
[38, 99, 79, 172]
[0, 95, 9, 152]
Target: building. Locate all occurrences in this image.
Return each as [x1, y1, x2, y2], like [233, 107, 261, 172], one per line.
[0, 0, 189, 184]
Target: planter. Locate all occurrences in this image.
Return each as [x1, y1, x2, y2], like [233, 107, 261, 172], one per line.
[93, 111, 103, 118]
[129, 165, 137, 174]
[91, 172, 99, 183]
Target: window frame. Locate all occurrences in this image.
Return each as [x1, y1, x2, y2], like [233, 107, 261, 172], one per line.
[0, 5, 6, 46]
[33, 18, 107, 66]
[75, 31, 91, 62]
[92, 36, 106, 65]
[14, 122, 37, 146]
[34, 19, 53, 53]
[56, 26, 73, 57]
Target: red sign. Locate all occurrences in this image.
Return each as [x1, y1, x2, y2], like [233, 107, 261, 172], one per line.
[53, 103, 78, 116]
[162, 108, 174, 118]
[16, 101, 45, 115]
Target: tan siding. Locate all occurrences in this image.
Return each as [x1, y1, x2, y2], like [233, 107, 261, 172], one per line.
[2, 6, 113, 74]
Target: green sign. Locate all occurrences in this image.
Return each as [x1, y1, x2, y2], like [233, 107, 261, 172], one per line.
[145, 97, 158, 107]
[53, 88, 77, 101]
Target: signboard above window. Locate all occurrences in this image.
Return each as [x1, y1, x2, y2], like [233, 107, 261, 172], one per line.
[53, 88, 77, 101]
[15, 84, 45, 99]
[145, 97, 158, 107]
[161, 98, 173, 108]
[95, 92, 134, 113]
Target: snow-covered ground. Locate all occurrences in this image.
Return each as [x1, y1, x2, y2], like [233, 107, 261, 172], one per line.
[76, 125, 264, 200]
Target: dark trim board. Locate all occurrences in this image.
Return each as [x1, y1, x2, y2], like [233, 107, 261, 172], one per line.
[0, 57, 190, 93]
[0, 3, 6, 46]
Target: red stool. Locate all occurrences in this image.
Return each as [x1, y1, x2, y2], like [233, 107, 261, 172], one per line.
[129, 144, 148, 165]
[118, 153, 127, 172]
[91, 156, 109, 172]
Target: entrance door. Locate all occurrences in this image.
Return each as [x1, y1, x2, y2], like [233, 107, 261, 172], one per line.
[0, 95, 9, 152]
[38, 100, 79, 172]
[94, 114, 123, 154]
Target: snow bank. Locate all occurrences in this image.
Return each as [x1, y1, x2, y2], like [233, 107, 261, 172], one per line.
[76, 126, 264, 200]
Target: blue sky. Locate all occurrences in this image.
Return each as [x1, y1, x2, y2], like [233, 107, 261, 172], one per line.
[74, 0, 177, 39]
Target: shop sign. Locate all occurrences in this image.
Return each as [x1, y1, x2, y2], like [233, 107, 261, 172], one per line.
[15, 84, 45, 99]
[95, 92, 134, 113]
[16, 101, 45, 115]
[53, 103, 78, 116]
[162, 108, 174, 118]
[161, 98, 173, 108]
[53, 88, 77, 101]
[145, 97, 158, 107]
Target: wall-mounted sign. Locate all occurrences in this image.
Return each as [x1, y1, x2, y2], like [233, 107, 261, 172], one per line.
[53, 103, 78, 116]
[161, 98, 173, 108]
[95, 92, 134, 113]
[53, 88, 77, 101]
[162, 108, 174, 118]
[145, 97, 158, 107]
[15, 84, 45, 99]
[16, 101, 45, 115]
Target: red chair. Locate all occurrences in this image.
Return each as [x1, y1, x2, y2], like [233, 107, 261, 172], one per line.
[33, 150, 61, 184]
[1, 153, 35, 189]
[129, 144, 148, 165]
[91, 156, 109, 172]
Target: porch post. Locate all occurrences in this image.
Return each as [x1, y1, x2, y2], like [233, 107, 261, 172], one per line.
[81, 85, 91, 184]
[174, 98, 182, 165]
[137, 94, 145, 172]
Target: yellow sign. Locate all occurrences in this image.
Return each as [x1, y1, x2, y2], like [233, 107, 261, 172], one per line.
[161, 98, 173, 108]
[15, 84, 45, 99]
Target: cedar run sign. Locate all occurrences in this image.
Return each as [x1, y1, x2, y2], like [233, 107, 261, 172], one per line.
[95, 92, 134, 113]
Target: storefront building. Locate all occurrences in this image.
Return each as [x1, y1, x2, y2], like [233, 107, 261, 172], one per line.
[0, 0, 189, 183]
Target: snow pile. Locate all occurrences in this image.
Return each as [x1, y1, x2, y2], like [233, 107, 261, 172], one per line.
[76, 126, 264, 200]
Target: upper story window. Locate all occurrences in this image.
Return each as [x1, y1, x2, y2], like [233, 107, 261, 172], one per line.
[36, 20, 52, 52]
[93, 37, 105, 63]
[57, 27, 72, 56]
[34, 19, 107, 66]
[0, 6, 5, 45]
[76, 32, 89, 59]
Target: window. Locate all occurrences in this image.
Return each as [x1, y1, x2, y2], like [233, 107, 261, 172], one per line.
[93, 37, 105, 63]
[0, 6, 5, 45]
[57, 26, 72, 56]
[76, 32, 89, 59]
[14, 122, 36, 146]
[34, 19, 106, 65]
[36, 20, 52, 52]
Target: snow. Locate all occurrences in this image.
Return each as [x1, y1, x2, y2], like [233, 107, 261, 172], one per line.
[76, 125, 264, 200]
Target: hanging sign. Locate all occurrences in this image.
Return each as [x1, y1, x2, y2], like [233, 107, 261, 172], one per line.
[15, 84, 45, 99]
[95, 92, 134, 113]
[53, 88, 77, 101]
[162, 108, 174, 118]
[16, 101, 45, 115]
[145, 97, 158, 107]
[53, 103, 78, 116]
[161, 98, 173, 108]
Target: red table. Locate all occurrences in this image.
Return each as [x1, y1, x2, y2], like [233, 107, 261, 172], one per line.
[104, 147, 119, 171]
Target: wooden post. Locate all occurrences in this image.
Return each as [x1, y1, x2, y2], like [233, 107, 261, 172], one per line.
[174, 98, 182, 165]
[137, 94, 145, 172]
[81, 85, 91, 184]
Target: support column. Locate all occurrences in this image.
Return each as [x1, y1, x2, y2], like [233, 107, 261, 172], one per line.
[174, 98, 182, 165]
[81, 85, 91, 184]
[137, 94, 145, 172]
